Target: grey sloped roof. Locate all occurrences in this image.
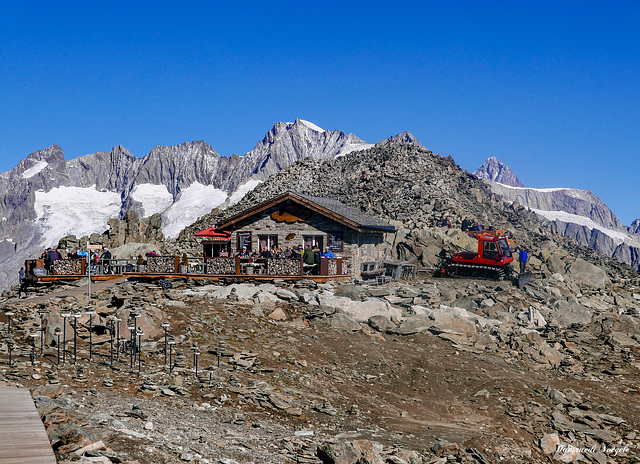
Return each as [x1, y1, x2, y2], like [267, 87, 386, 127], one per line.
[293, 192, 395, 232]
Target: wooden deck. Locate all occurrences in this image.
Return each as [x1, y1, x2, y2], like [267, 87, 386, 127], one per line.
[0, 385, 56, 464]
[35, 272, 352, 284]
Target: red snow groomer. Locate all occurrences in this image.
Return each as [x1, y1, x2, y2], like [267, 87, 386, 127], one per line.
[437, 232, 514, 281]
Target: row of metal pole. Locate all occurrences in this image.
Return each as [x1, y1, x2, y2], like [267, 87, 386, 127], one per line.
[3, 312, 224, 378]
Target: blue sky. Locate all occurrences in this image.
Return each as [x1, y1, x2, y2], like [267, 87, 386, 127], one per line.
[1, 1, 638, 224]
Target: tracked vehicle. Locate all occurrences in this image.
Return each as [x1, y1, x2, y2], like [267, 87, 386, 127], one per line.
[438, 233, 514, 280]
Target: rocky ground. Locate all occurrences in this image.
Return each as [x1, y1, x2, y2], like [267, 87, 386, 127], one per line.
[1, 235, 639, 463]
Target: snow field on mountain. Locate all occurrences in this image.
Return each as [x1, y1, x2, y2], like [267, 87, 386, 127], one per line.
[130, 184, 174, 217]
[494, 183, 590, 199]
[21, 160, 48, 179]
[299, 119, 325, 132]
[161, 182, 228, 238]
[227, 179, 262, 207]
[532, 208, 636, 245]
[336, 142, 375, 157]
[34, 186, 122, 248]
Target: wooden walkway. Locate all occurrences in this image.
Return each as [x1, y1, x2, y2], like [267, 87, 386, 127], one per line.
[35, 272, 352, 284]
[0, 385, 56, 464]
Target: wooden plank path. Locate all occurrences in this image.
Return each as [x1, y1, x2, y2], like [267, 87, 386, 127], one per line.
[0, 385, 57, 464]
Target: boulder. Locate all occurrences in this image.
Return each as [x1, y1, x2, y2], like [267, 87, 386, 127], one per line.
[549, 298, 592, 328]
[367, 315, 397, 333]
[319, 313, 361, 332]
[317, 441, 361, 464]
[391, 306, 476, 337]
[268, 308, 288, 321]
[539, 433, 559, 455]
[275, 288, 298, 301]
[546, 253, 565, 274]
[317, 294, 402, 322]
[566, 258, 607, 289]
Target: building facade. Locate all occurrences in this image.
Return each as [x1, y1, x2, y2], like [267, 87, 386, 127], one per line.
[217, 192, 396, 279]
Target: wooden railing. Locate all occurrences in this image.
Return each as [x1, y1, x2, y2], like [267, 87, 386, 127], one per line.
[26, 256, 343, 277]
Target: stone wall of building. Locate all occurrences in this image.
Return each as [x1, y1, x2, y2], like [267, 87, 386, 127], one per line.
[205, 257, 236, 275]
[226, 205, 392, 278]
[52, 259, 83, 275]
[146, 256, 177, 273]
[266, 258, 302, 276]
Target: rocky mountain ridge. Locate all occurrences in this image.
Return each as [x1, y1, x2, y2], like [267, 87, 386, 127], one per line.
[475, 158, 640, 271]
[0, 120, 389, 289]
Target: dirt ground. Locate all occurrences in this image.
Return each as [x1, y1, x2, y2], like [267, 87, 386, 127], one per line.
[2, 277, 639, 463]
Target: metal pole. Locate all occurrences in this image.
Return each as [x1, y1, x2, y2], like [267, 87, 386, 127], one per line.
[61, 313, 70, 366]
[39, 312, 45, 356]
[115, 318, 121, 361]
[55, 331, 61, 365]
[168, 341, 175, 375]
[109, 318, 114, 367]
[86, 311, 96, 362]
[133, 314, 140, 354]
[161, 322, 170, 365]
[128, 324, 135, 372]
[30, 334, 37, 365]
[7, 339, 13, 366]
[87, 242, 91, 299]
[6, 312, 14, 336]
[72, 314, 80, 364]
[137, 330, 143, 374]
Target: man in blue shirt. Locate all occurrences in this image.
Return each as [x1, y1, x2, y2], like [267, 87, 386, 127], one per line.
[519, 247, 528, 274]
[323, 247, 334, 258]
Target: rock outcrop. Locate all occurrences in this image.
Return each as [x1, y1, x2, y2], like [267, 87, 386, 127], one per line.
[473, 156, 525, 187]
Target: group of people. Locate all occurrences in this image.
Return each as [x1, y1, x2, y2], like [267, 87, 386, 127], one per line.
[460, 217, 484, 232]
[236, 244, 335, 261]
[440, 216, 484, 232]
[37, 246, 114, 274]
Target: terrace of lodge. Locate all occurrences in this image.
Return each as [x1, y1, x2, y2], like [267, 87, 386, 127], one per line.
[25, 192, 397, 285]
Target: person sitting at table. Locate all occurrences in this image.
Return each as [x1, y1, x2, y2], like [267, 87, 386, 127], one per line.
[236, 247, 249, 258]
[260, 246, 273, 259]
[312, 246, 322, 273]
[291, 245, 302, 259]
[283, 245, 293, 258]
[303, 246, 315, 265]
[270, 244, 279, 258]
[322, 246, 334, 258]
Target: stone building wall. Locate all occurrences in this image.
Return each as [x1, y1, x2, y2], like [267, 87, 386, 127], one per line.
[52, 259, 83, 275]
[205, 257, 236, 275]
[146, 256, 177, 273]
[226, 205, 393, 278]
[266, 258, 302, 276]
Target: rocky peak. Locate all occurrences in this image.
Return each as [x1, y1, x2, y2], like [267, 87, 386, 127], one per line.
[630, 219, 640, 235]
[473, 156, 525, 187]
[221, 120, 371, 191]
[25, 144, 65, 163]
[377, 131, 424, 148]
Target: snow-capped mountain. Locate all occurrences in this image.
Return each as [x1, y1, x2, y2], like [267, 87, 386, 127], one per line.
[476, 158, 640, 271]
[0, 120, 385, 289]
[473, 156, 524, 187]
